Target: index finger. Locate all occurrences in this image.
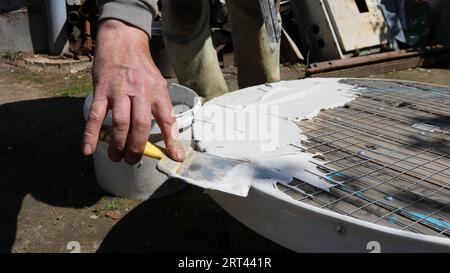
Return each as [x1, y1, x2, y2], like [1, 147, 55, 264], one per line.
[82, 94, 108, 155]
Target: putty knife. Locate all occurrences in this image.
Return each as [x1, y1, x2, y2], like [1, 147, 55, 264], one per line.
[99, 130, 253, 197]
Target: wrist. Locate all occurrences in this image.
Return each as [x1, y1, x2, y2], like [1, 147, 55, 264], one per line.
[98, 19, 149, 43]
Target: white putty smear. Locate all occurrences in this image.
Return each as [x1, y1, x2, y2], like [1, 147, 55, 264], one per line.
[192, 78, 362, 196]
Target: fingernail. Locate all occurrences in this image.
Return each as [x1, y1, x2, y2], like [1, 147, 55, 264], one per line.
[109, 153, 122, 162]
[124, 151, 142, 166]
[83, 144, 92, 155]
[125, 157, 139, 166]
[108, 147, 123, 162]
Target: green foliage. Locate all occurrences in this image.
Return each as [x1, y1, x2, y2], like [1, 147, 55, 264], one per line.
[2, 51, 23, 62]
[54, 80, 92, 97]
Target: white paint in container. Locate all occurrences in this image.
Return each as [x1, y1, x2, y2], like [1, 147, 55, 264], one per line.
[83, 83, 202, 200]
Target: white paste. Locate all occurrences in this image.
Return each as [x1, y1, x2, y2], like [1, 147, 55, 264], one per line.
[192, 78, 360, 196]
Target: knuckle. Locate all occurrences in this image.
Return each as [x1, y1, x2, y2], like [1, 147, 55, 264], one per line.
[130, 77, 143, 86]
[113, 114, 129, 128]
[93, 80, 106, 91]
[88, 110, 103, 123]
[159, 79, 168, 89]
[153, 78, 167, 90]
[83, 130, 96, 139]
[159, 117, 176, 128]
[92, 78, 110, 93]
[134, 119, 150, 133]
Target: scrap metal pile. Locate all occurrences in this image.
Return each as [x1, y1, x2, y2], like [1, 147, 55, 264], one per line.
[66, 0, 98, 59]
[63, 0, 449, 76]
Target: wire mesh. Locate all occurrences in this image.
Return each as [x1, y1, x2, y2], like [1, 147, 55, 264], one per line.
[278, 79, 450, 238]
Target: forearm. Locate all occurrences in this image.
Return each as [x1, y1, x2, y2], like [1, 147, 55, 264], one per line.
[97, 0, 158, 38]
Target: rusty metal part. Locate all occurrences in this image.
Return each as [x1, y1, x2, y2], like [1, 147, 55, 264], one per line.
[306, 46, 449, 77]
[67, 0, 97, 58]
[79, 0, 94, 17]
[70, 37, 83, 55]
[83, 19, 92, 51]
[67, 10, 80, 24]
[309, 52, 450, 78]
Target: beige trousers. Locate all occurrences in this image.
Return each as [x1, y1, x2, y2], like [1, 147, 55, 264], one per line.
[162, 0, 280, 100]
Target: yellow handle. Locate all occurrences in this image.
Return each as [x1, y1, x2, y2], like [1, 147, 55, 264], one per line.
[99, 129, 166, 160]
[144, 141, 166, 160]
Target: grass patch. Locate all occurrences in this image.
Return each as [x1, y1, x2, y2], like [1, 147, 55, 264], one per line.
[91, 198, 120, 216]
[2, 50, 23, 62]
[54, 80, 92, 97]
[105, 198, 119, 211]
[3, 61, 92, 98]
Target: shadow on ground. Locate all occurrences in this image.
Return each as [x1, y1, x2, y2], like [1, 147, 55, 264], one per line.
[0, 97, 102, 252]
[97, 185, 289, 253]
[0, 97, 288, 253]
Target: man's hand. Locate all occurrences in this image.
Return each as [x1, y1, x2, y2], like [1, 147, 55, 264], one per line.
[82, 19, 185, 164]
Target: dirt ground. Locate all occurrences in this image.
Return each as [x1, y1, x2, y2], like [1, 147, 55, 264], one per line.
[1, 57, 449, 253]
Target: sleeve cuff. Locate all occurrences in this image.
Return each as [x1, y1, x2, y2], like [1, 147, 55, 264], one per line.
[98, 1, 155, 38]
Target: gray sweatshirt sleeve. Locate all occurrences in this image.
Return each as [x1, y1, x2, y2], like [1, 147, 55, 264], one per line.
[97, 0, 158, 38]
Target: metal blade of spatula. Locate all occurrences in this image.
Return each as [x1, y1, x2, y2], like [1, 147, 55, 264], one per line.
[99, 130, 253, 197]
[156, 147, 255, 197]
